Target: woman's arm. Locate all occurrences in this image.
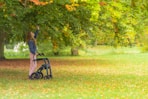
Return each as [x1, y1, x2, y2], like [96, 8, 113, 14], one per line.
[34, 26, 40, 39]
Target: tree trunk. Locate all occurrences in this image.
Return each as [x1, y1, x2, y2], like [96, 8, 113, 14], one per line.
[113, 22, 119, 47]
[71, 47, 79, 56]
[0, 33, 5, 59]
[131, 0, 136, 7]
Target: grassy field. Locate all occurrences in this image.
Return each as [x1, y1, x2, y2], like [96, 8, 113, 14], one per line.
[1, 47, 148, 99]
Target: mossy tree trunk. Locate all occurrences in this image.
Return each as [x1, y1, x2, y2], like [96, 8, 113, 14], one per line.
[0, 32, 5, 59]
[71, 47, 79, 56]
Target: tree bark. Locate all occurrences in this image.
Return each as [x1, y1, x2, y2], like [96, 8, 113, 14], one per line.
[113, 22, 119, 47]
[0, 32, 5, 59]
[71, 47, 79, 56]
[131, 0, 136, 7]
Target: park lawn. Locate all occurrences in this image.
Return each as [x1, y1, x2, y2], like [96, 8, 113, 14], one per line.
[0, 53, 148, 99]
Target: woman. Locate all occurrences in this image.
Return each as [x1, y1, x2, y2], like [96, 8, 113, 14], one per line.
[26, 26, 40, 79]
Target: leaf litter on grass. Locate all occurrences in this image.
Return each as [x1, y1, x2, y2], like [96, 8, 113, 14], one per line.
[1, 54, 148, 98]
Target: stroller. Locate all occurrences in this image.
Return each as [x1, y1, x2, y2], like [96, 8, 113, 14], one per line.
[30, 53, 53, 80]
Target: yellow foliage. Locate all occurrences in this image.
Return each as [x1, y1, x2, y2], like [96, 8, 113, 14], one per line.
[65, 3, 79, 11]
[111, 18, 117, 23]
[0, 2, 4, 7]
[65, 4, 74, 11]
[62, 25, 70, 37]
[52, 40, 58, 49]
[70, 0, 75, 3]
[49, 0, 53, 4]
[29, 0, 49, 6]
[72, 3, 79, 7]
[81, 0, 87, 2]
[4, 14, 8, 18]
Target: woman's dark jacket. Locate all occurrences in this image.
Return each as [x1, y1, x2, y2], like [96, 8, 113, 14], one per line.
[28, 30, 39, 55]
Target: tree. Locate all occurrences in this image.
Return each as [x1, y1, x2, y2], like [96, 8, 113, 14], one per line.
[0, 0, 97, 58]
[0, 0, 15, 59]
[0, 0, 49, 59]
[28, 0, 95, 55]
[96, 0, 148, 47]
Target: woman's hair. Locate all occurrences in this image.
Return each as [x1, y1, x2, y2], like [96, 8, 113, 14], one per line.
[26, 32, 36, 45]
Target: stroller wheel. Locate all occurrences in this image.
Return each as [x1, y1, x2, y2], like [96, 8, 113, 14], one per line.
[44, 75, 52, 79]
[31, 72, 39, 80]
[38, 72, 43, 79]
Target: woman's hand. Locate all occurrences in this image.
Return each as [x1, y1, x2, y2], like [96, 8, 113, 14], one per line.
[36, 26, 40, 30]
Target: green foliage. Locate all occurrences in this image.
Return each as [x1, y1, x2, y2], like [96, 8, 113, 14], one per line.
[140, 26, 148, 52]
[34, 1, 93, 54]
[95, 0, 148, 47]
[0, 0, 96, 56]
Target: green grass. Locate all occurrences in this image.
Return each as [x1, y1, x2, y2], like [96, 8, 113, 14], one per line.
[4, 46, 141, 58]
[1, 47, 148, 99]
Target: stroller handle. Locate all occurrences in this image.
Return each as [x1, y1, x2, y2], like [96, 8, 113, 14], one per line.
[37, 53, 45, 56]
[33, 58, 50, 64]
[33, 58, 48, 61]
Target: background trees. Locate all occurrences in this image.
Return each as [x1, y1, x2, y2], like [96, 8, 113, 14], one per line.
[0, 0, 147, 59]
[97, 0, 148, 47]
